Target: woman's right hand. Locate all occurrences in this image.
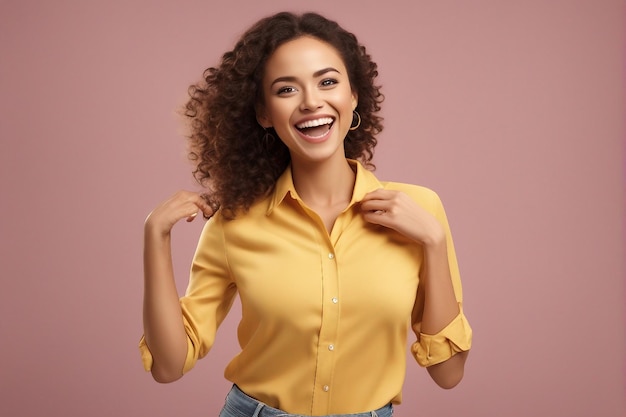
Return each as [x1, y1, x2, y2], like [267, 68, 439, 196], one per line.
[144, 190, 216, 237]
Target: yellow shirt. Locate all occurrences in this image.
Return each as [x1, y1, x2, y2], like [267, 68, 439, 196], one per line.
[139, 160, 472, 415]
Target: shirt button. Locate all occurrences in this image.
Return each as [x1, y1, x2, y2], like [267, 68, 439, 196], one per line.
[323, 385, 330, 392]
[331, 297, 338, 304]
[328, 253, 334, 259]
[328, 344, 334, 351]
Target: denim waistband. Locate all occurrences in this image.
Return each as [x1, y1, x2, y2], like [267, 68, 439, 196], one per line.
[219, 384, 393, 417]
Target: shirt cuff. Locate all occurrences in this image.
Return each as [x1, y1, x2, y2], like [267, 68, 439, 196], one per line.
[411, 309, 473, 367]
[138, 335, 198, 374]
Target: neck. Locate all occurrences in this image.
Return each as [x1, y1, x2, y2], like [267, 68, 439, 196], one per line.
[291, 157, 356, 208]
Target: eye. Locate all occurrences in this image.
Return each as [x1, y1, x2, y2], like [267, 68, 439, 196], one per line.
[320, 78, 338, 87]
[276, 86, 297, 95]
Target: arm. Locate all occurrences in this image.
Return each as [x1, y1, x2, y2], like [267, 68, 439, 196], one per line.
[418, 236, 469, 389]
[142, 191, 214, 383]
[361, 188, 471, 388]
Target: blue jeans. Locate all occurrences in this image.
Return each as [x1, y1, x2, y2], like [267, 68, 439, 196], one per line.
[218, 385, 393, 417]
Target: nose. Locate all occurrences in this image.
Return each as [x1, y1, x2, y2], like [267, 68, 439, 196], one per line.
[299, 88, 323, 111]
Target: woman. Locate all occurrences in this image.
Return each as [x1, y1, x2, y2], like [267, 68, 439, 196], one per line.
[140, 11, 472, 417]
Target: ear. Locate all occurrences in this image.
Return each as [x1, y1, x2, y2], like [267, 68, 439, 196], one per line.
[351, 91, 358, 110]
[255, 104, 272, 128]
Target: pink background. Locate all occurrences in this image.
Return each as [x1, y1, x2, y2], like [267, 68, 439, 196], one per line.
[1, 1, 624, 416]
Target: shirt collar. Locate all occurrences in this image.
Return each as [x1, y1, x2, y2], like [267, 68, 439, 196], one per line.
[266, 159, 383, 215]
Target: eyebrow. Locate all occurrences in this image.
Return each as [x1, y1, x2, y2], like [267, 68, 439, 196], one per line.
[270, 67, 341, 86]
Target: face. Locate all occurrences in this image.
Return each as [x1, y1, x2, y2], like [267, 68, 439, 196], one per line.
[257, 36, 358, 166]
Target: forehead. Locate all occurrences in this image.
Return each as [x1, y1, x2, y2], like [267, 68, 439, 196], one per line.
[263, 36, 347, 79]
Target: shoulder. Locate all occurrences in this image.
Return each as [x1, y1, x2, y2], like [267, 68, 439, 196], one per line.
[380, 181, 443, 207]
[379, 181, 453, 226]
[210, 192, 274, 231]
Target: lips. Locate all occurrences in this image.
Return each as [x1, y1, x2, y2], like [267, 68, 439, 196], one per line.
[295, 117, 335, 139]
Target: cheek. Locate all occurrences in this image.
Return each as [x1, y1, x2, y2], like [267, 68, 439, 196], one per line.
[267, 101, 294, 123]
[338, 87, 356, 110]
[338, 92, 356, 121]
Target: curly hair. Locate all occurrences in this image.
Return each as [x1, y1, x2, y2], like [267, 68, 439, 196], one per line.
[184, 12, 384, 219]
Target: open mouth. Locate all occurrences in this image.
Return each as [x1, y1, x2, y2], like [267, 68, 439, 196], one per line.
[295, 117, 334, 138]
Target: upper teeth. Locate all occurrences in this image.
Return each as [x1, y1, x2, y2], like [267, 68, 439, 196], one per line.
[296, 117, 334, 129]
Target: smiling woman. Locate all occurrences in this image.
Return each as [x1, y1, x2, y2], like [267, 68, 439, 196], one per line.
[139, 11, 472, 417]
[257, 36, 357, 167]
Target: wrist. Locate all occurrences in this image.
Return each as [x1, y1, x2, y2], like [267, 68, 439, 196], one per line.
[144, 217, 172, 241]
[420, 224, 446, 249]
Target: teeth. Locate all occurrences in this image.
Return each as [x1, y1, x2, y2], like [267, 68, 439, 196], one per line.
[296, 117, 334, 129]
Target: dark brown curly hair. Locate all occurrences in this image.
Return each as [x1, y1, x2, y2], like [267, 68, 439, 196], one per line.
[184, 12, 384, 219]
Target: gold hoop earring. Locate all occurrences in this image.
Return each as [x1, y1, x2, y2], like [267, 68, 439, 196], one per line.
[349, 111, 361, 131]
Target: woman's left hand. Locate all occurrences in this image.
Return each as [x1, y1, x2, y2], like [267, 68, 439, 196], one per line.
[360, 189, 444, 246]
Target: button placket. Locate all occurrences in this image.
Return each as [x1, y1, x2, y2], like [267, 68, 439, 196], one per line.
[312, 246, 340, 412]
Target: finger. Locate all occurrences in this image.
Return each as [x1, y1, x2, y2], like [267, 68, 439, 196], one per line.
[361, 188, 394, 201]
[364, 208, 387, 217]
[362, 210, 390, 227]
[360, 199, 389, 213]
[185, 212, 198, 222]
[197, 194, 220, 219]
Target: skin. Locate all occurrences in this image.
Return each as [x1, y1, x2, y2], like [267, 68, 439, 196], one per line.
[143, 36, 468, 388]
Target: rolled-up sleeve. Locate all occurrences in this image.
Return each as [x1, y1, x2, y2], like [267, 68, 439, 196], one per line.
[412, 307, 472, 366]
[410, 190, 473, 367]
[138, 214, 236, 374]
